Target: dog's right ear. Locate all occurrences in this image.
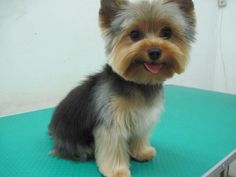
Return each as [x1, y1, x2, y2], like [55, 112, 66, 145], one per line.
[99, 0, 127, 29]
[172, 0, 194, 14]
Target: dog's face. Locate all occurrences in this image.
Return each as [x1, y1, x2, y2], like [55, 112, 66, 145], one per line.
[99, 0, 196, 85]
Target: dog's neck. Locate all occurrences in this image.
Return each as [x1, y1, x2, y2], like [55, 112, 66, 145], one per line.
[103, 64, 163, 99]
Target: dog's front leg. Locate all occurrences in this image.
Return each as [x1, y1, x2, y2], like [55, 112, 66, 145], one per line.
[94, 126, 130, 177]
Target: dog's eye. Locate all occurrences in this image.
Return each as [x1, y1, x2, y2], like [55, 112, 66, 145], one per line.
[130, 30, 144, 41]
[160, 27, 172, 39]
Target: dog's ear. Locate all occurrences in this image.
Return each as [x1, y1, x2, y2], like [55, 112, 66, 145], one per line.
[99, 0, 127, 29]
[172, 0, 194, 13]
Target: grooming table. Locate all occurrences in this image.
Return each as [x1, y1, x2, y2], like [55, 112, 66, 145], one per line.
[0, 85, 236, 177]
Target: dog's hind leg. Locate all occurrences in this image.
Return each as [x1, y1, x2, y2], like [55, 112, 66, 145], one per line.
[51, 139, 94, 161]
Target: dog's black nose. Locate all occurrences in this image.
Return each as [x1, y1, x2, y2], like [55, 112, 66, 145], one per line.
[148, 48, 162, 60]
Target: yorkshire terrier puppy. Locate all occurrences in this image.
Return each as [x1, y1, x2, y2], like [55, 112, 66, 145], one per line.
[49, 0, 196, 176]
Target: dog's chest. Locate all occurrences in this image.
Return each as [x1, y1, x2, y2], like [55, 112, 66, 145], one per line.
[109, 94, 163, 136]
[95, 83, 163, 136]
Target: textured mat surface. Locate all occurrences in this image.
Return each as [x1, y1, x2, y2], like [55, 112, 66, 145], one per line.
[0, 85, 236, 177]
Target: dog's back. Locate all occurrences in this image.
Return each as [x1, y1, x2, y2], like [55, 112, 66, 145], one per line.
[49, 72, 100, 161]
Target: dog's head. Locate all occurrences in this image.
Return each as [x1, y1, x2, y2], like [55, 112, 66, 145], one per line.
[99, 0, 196, 85]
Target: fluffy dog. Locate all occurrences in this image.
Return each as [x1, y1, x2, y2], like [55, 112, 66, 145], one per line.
[49, 0, 196, 176]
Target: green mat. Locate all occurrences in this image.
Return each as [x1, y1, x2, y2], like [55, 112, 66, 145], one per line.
[0, 85, 236, 177]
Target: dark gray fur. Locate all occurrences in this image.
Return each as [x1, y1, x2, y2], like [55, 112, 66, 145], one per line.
[49, 65, 162, 161]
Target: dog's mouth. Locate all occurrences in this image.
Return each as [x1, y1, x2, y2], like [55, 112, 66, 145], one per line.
[133, 59, 167, 74]
[143, 62, 163, 74]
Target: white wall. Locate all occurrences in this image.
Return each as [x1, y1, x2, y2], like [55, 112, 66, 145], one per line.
[167, 0, 236, 94]
[0, 0, 236, 116]
[0, 0, 104, 115]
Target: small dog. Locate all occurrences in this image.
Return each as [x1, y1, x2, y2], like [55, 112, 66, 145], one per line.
[49, 0, 196, 176]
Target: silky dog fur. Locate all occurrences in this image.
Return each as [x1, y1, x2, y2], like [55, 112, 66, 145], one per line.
[49, 0, 196, 176]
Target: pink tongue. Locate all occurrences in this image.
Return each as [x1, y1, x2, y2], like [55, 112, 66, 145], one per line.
[144, 63, 162, 74]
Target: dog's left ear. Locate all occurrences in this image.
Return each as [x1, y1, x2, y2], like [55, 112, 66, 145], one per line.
[172, 0, 194, 14]
[99, 0, 127, 29]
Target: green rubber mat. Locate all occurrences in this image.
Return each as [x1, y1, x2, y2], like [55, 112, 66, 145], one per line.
[0, 85, 236, 177]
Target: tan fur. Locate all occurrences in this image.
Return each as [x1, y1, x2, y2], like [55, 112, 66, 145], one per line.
[94, 95, 138, 177]
[110, 23, 189, 84]
[96, 0, 196, 176]
[112, 168, 131, 177]
[94, 93, 162, 177]
[129, 136, 156, 161]
[99, 0, 195, 85]
[94, 126, 130, 177]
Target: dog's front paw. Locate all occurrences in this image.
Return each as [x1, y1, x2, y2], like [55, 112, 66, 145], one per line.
[111, 168, 131, 177]
[101, 167, 131, 177]
[131, 146, 156, 162]
[100, 166, 131, 177]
